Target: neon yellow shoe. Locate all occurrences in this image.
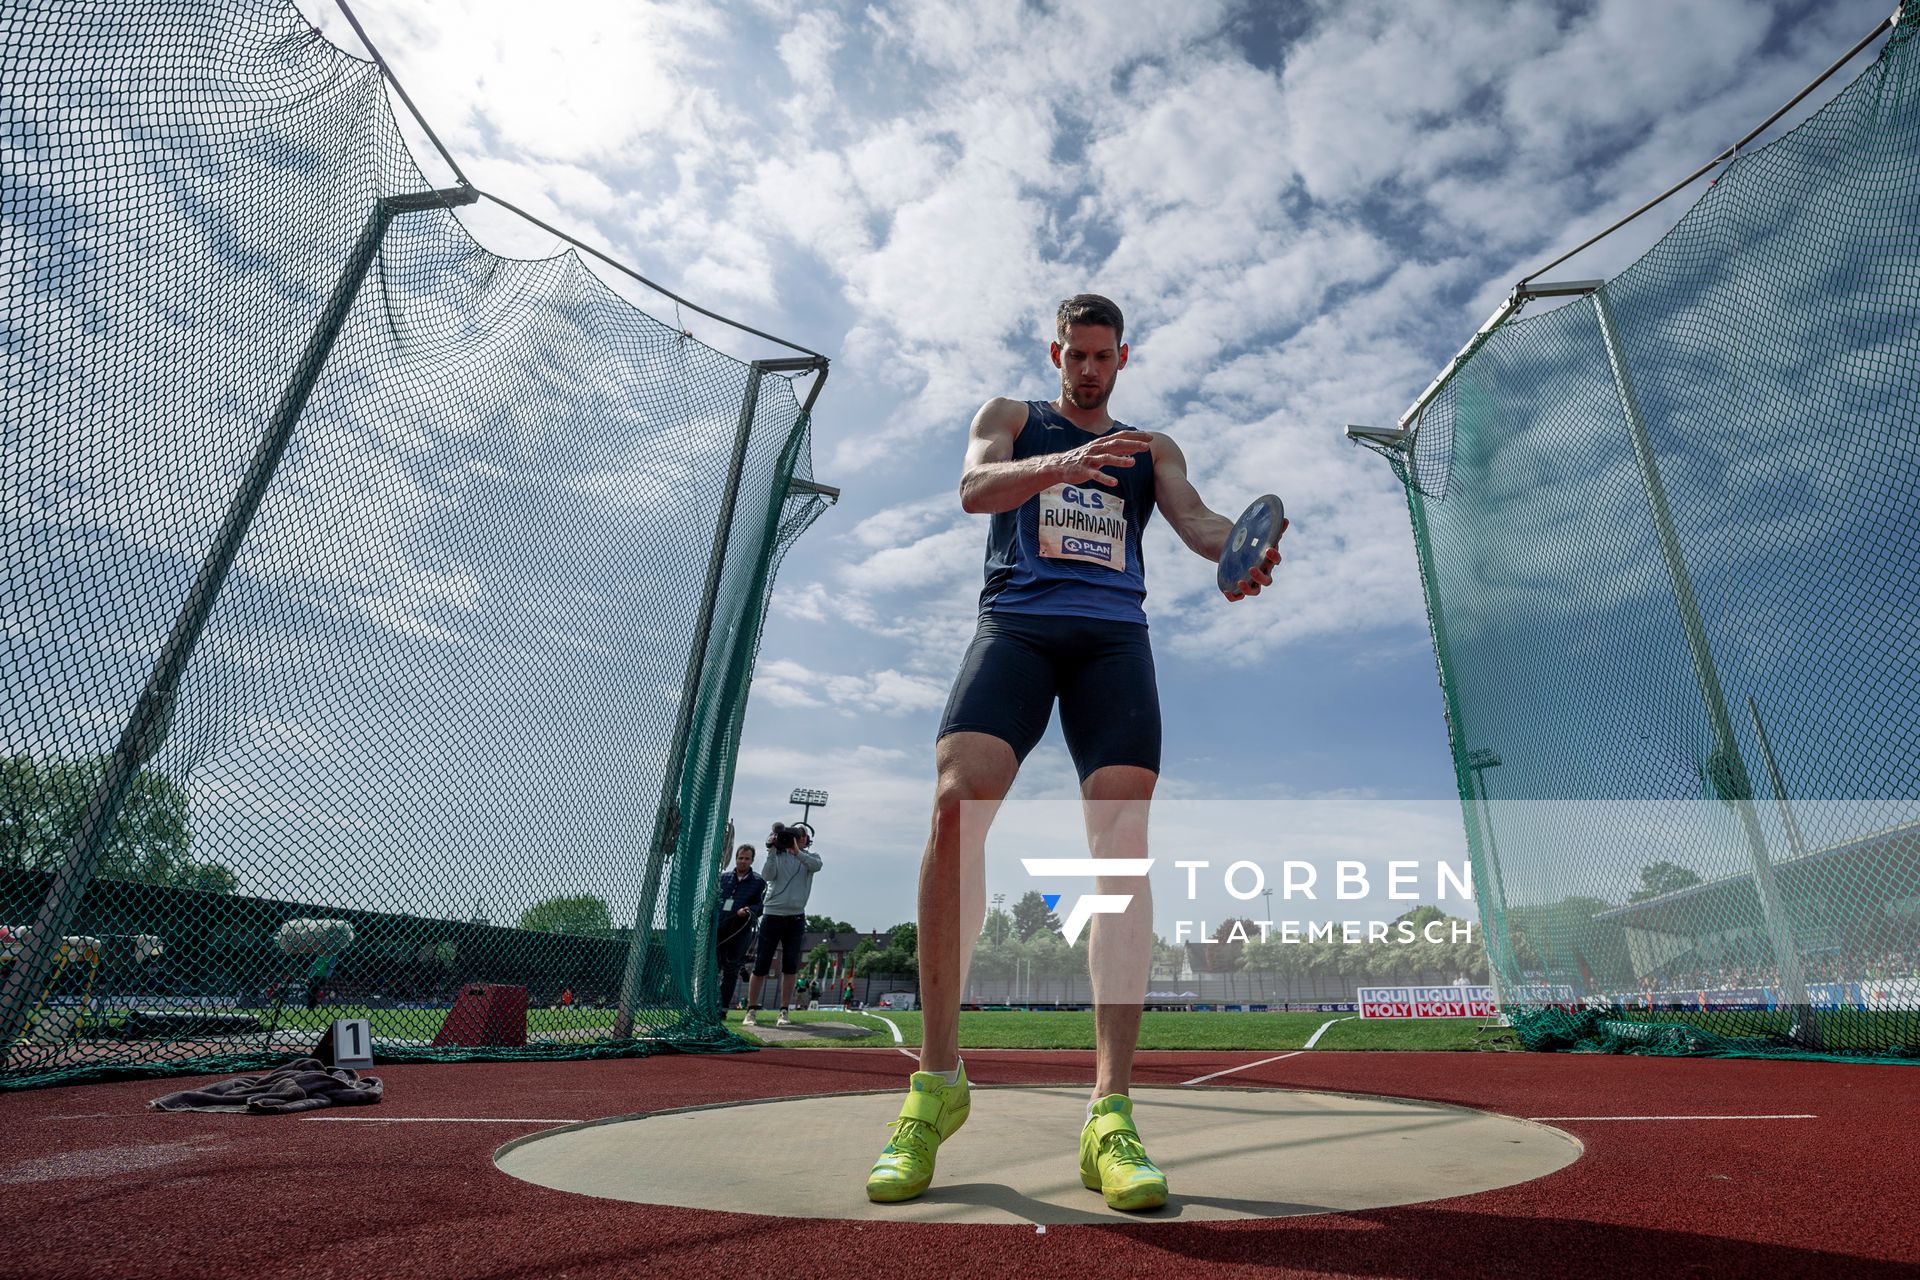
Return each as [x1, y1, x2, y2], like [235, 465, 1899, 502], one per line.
[1079, 1094, 1168, 1211]
[865, 1064, 971, 1203]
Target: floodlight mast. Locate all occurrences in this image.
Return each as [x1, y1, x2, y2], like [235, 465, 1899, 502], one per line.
[789, 787, 828, 830]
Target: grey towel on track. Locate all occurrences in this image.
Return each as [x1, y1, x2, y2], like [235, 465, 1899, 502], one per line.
[149, 1058, 383, 1114]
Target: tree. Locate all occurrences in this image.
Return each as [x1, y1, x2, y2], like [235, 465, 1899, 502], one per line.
[1025, 929, 1072, 996]
[1011, 890, 1061, 941]
[806, 915, 855, 935]
[1394, 904, 1449, 932]
[175, 861, 238, 894]
[885, 922, 918, 955]
[1505, 894, 1629, 989]
[981, 907, 1014, 946]
[1248, 937, 1305, 999]
[857, 945, 917, 977]
[1364, 942, 1406, 983]
[517, 894, 614, 937]
[1628, 861, 1704, 903]
[1209, 917, 1257, 972]
[1152, 934, 1187, 978]
[0, 754, 236, 892]
[973, 933, 1021, 980]
[1449, 937, 1490, 982]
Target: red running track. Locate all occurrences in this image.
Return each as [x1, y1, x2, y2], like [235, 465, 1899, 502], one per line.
[1, 1048, 1917, 1279]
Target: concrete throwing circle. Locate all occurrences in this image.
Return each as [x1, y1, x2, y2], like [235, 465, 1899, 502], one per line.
[495, 1085, 1581, 1224]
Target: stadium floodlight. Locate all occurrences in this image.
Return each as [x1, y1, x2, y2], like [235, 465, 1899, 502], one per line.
[790, 787, 828, 831]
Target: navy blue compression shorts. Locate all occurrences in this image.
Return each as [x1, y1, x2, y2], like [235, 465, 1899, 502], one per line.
[937, 611, 1160, 780]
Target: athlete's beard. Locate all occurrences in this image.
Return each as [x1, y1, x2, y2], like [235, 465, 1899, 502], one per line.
[1063, 374, 1112, 411]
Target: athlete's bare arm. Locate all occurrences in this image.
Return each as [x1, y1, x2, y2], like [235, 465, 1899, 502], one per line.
[958, 397, 1154, 514]
[1151, 433, 1282, 595]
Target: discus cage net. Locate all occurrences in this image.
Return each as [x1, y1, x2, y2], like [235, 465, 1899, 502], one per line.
[0, 0, 833, 1089]
[1353, 3, 1920, 1060]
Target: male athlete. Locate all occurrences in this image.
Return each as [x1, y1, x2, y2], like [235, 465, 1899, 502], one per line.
[865, 294, 1282, 1210]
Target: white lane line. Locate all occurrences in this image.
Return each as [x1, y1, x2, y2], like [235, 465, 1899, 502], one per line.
[851, 1009, 916, 1060]
[299, 1116, 581, 1124]
[1181, 1051, 1305, 1086]
[1529, 1114, 1818, 1122]
[1304, 1016, 1357, 1049]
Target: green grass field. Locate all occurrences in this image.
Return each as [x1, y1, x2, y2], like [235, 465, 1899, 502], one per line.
[96, 1002, 1506, 1052]
[725, 1008, 1508, 1052]
[212, 1005, 623, 1039]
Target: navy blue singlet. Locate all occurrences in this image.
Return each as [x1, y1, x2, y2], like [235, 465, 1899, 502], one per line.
[978, 401, 1156, 625]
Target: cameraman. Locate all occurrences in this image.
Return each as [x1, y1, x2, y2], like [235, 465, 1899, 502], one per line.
[715, 843, 764, 1012]
[744, 822, 822, 1028]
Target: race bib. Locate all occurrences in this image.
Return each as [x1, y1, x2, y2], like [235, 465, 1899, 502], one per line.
[1036, 483, 1128, 571]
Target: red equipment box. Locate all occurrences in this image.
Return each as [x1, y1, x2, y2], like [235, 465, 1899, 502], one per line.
[431, 983, 528, 1047]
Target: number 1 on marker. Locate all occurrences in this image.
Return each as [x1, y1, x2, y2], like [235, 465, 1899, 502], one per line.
[333, 1016, 373, 1069]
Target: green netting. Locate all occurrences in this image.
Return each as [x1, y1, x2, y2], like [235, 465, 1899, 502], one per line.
[0, 0, 831, 1089]
[1363, 5, 1920, 1061]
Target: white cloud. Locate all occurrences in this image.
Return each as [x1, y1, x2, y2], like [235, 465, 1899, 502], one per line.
[755, 658, 947, 716]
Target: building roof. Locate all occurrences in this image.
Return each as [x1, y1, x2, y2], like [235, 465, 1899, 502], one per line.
[1594, 819, 1920, 934]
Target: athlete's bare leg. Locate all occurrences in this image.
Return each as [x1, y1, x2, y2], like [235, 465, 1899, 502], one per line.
[918, 731, 1017, 1074]
[1083, 763, 1157, 1100]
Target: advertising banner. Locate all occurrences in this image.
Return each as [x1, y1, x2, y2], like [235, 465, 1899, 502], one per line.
[1357, 985, 1497, 1018]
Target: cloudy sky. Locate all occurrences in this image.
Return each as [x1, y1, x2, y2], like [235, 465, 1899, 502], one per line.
[296, 0, 1896, 936]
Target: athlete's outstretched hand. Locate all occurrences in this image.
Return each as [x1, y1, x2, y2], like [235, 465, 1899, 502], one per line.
[1223, 526, 1287, 602]
[1054, 430, 1154, 487]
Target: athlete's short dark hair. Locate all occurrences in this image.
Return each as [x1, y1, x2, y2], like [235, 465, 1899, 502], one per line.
[1056, 294, 1124, 346]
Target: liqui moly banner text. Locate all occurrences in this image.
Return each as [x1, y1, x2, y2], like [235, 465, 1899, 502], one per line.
[1357, 985, 1497, 1018]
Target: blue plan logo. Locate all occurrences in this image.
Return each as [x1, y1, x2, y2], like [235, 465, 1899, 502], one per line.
[1061, 535, 1113, 562]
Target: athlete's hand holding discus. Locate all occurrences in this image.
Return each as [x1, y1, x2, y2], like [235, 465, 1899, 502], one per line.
[1216, 494, 1288, 602]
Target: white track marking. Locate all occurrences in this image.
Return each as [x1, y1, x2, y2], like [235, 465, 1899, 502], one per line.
[1181, 1051, 1305, 1085]
[299, 1116, 580, 1124]
[1304, 1016, 1357, 1049]
[1529, 1114, 1818, 1122]
[850, 1009, 916, 1059]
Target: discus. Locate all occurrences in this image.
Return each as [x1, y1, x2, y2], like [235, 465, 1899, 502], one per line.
[1217, 494, 1286, 597]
